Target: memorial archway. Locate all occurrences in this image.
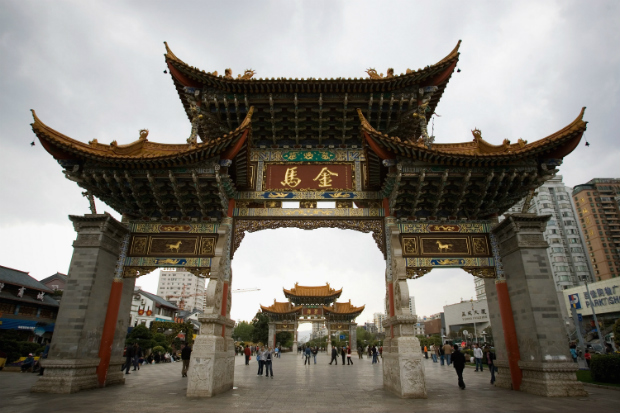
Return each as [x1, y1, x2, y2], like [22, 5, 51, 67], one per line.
[30, 41, 588, 398]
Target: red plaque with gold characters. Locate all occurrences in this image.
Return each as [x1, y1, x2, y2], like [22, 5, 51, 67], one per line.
[303, 308, 323, 316]
[265, 164, 353, 191]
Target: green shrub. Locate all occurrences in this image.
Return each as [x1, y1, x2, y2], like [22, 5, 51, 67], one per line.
[152, 346, 165, 354]
[590, 354, 620, 383]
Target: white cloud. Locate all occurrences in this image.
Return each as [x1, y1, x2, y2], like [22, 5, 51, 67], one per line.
[1, 0, 619, 319]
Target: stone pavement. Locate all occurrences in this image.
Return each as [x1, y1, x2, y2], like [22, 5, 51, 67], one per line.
[1, 353, 619, 412]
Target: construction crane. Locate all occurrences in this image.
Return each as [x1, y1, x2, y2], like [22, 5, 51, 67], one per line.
[232, 288, 260, 293]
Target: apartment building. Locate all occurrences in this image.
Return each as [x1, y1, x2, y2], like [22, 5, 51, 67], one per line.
[572, 178, 620, 281]
[408, 296, 417, 316]
[157, 268, 206, 312]
[373, 312, 386, 333]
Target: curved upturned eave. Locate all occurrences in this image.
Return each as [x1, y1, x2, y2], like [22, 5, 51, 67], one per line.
[259, 304, 303, 315]
[164, 41, 460, 136]
[163, 40, 460, 93]
[30, 108, 254, 168]
[283, 288, 343, 299]
[322, 304, 366, 315]
[360, 107, 587, 166]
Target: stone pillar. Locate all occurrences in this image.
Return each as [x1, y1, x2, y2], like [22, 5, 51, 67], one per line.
[492, 214, 586, 397]
[484, 277, 512, 389]
[105, 276, 136, 385]
[292, 319, 298, 353]
[32, 214, 130, 394]
[186, 218, 235, 397]
[382, 218, 426, 399]
[326, 322, 332, 354]
[268, 323, 276, 349]
[349, 323, 357, 350]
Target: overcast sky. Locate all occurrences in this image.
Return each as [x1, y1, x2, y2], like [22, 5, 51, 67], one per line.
[1, 1, 619, 330]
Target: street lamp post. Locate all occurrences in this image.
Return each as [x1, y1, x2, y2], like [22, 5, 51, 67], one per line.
[581, 276, 603, 348]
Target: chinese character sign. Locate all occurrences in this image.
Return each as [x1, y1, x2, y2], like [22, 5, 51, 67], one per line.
[265, 164, 353, 191]
[302, 308, 323, 316]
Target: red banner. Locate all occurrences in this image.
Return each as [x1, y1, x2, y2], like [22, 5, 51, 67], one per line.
[265, 164, 353, 191]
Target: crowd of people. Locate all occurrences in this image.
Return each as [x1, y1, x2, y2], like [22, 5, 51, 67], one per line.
[121, 343, 193, 378]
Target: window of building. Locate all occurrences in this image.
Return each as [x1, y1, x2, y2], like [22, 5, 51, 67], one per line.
[571, 247, 583, 253]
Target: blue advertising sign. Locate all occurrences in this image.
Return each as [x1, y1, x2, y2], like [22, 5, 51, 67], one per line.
[339, 335, 345, 340]
[577, 314, 583, 322]
[569, 293, 581, 309]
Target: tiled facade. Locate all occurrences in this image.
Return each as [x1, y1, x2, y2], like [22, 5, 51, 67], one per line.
[572, 178, 620, 281]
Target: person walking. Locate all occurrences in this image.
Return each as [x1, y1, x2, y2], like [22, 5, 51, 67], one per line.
[439, 344, 445, 366]
[371, 346, 378, 364]
[244, 345, 251, 365]
[443, 342, 453, 366]
[257, 346, 264, 375]
[132, 343, 142, 371]
[304, 346, 312, 365]
[124, 345, 135, 375]
[430, 344, 437, 362]
[473, 344, 484, 372]
[340, 346, 346, 365]
[434, 344, 441, 364]
[358, 345, 363, 359]
[346, 345, 353, 365]
[485, 346, 496, 385]
[452, 345, 466, 390]
[181, 344, 192, 377]
[423, 345, 429, 359]
[275, 346, 280, 359]
[311, 347, 318, 364]
[264, 347, 274, 378]
[329, 346, 338, 365]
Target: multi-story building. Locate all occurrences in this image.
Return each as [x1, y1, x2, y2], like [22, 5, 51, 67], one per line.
[474, 278, 486, 300]
[0, 265, 59, 343]
[408, 296, 417, 316]
[572, 178, 620, 281]
[513, 176, 592, 289]
[157, 268, 206, 312]
[129, 288, 179, 328]
[373, 312, 386, 333]
[475, 176, 593, 319]
[310, 322, 327, 340]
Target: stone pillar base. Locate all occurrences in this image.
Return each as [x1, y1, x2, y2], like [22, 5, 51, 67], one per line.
[492, 360, 512, 389]
[519, 361, 587, 397]
[382, 336, 427, 399]
[186, 315, 235, 397]
[31, 359, 100, 394]
[292, 343, 298, 353]
[105, 356, 127, 386]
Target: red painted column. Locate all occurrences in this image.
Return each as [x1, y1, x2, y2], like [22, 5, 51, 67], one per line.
[496, 281, 522, 390]
[97, 278, 124, 387]
[227, 199, 236, 218]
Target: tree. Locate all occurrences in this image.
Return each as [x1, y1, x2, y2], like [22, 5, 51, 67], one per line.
[251, 312, 269, 344]
[233, 321, 255, 342]
[126, 324, 154, 350]
[613, 319, 620, 348]
[276, 332, 293, 348]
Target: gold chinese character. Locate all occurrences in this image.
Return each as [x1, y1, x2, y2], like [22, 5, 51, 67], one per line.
[281, 167, 302, 188]
[314, 309, 318, 314]
[313, 167, 338, 188]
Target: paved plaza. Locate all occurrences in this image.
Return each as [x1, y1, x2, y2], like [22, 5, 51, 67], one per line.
[1, 353, 619, 412]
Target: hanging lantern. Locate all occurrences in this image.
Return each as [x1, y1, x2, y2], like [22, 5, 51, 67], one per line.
[146, 307, 153, 316]
[138, 307, 144, 316]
